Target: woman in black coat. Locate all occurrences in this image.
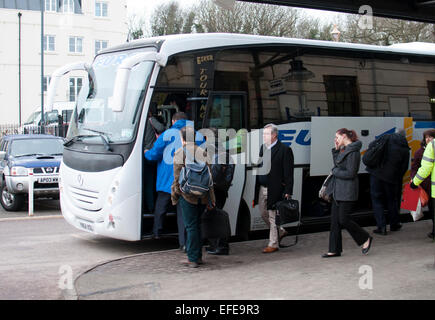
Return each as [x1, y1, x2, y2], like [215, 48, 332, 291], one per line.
[322, 128, 373, 258]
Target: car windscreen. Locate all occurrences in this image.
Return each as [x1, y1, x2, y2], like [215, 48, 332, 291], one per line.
[10, 139, 64, 157]
[24, 112, 41, 125]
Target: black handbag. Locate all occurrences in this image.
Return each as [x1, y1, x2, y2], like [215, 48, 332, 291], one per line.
[200, 207, 231, 240]
[274, 198, 301, 248]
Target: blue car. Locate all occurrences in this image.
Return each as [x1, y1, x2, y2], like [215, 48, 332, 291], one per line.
[0, 134, 64, 211]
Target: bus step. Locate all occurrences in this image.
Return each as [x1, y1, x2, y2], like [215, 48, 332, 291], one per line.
[141, 232, 179, 240]
[142, 212, 177, 218]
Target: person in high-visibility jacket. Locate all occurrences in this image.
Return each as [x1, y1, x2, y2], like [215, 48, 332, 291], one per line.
[411, 137, 435, 239]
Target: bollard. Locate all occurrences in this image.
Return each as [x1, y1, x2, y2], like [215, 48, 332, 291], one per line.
[28, 168, 34, 216]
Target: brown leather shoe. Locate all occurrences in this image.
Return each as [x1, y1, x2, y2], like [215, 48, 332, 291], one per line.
[262, 246, 278, 253]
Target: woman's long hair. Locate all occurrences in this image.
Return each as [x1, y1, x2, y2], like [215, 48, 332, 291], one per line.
[336, 128, 358, 142]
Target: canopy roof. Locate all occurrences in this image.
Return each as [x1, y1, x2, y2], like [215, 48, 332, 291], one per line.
[238, 0, 435, 23]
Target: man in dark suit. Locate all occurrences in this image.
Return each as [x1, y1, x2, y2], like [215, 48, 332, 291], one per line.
[253, 124, 294, 253]
[366, 130, 410, 235]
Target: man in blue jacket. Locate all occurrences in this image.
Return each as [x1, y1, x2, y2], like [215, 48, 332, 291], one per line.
[145, 111, 203, 249]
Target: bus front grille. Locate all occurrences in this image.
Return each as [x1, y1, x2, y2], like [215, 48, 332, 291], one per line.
[68, 185, 101, 210]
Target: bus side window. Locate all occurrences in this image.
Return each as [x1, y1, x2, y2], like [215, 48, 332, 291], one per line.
[204, 92, 246, 131]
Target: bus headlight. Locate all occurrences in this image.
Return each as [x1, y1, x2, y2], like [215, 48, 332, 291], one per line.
[107, 180, 119, 206]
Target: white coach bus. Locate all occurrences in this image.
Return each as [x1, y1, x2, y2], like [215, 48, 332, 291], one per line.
[46, 33, 435, 241]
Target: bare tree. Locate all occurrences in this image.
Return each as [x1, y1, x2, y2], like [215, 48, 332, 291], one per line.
[341, 15, 435, 45]
[150, 1, 196, 36]
[194, 0, 300, 36]
[145, 0, 434, 44]
[126, 13, 146, 41]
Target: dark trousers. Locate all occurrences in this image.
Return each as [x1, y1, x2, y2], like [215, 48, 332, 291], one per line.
[208, 189, 229, 250]
[329, 200, 370, 254]
[430, 198, 435, 236]
[143, 163, 156, 213]
[153, 191, 185, 246]
[179, 197, 205, 263]
[370, 175, 401, 229]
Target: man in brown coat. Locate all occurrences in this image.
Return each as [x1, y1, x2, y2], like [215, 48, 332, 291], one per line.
[172, 126, 216, 268]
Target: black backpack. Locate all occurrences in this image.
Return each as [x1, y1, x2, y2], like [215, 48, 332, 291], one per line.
[362, 134, 390, 168]
[211, 151, 235, 192]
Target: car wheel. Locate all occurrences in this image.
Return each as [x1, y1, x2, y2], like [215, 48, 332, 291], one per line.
[1, 184, 24, 211]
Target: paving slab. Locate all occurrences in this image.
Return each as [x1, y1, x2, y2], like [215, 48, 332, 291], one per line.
[72, 220, 435, 300]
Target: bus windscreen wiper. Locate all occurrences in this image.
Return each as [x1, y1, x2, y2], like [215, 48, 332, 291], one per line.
[82, 128, 113, 152]
[64, 135, 95, 147]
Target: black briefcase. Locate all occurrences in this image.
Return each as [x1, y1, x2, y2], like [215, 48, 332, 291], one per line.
[275, 199, 300, 225]
[273, 198, 301, 248]
[200, 207, 231, 240]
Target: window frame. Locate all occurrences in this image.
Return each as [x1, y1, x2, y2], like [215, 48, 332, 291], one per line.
[43, 35, 55, 52]
[43, 76, 51, 92]
[69, 77, 83, 102]
[62, 0, 74, 13]
[69, 36, 83, 53]
[323, 75, 361, 117]
[95, 40, 108, 55]
[45, 0, 57, 12]
[95, 1, 108, 17]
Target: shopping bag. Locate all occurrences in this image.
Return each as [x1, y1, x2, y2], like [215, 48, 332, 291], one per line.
[420, 188, 429, 207]
[411, 199, 424, 222]
[401, 184, 420, 211]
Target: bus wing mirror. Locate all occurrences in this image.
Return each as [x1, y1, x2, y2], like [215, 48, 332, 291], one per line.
[0, 151, 5, 161]
[46, 62, 90, 112]
[110, 51, 167, 113]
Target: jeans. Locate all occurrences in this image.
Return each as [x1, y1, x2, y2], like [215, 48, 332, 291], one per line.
[179, 197, 205, 263]
[329, 200, 370, 254]
[370, 175, 400, 229]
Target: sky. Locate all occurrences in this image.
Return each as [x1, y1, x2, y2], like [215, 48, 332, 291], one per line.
[125, 0, 346, 33]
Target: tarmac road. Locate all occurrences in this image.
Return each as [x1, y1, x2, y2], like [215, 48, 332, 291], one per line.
[0, 201, 179, 300]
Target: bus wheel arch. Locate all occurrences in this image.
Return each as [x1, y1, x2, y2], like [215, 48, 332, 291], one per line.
[235, 199, 250, 241]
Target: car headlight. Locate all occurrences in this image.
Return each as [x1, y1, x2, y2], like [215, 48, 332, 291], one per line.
[11, 166, 29, 176]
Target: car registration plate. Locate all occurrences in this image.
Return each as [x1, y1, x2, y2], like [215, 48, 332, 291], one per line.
[37, 177, 58, 183]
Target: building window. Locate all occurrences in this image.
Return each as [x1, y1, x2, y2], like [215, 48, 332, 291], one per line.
[95, 1, 108, 17]
[45, 0, 56, 11]
[69, 36, 83, 53]
[95, 40, 108, 55]
[43, 76, 51, 92]
[62, 0, 74, 13]
[324, 75, 360, 116]
[43, 35, 55, 52]
[69, 77, 82, 102]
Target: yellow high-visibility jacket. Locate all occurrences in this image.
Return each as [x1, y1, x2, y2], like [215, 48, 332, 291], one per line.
[412, 140, 435, 198]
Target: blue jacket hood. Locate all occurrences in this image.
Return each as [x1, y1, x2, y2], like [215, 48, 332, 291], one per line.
[172, 119, 188, 130]
[145, 119, 203, 194]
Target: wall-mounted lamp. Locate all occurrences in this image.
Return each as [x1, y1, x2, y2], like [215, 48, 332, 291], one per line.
[281, 59, 315, 81]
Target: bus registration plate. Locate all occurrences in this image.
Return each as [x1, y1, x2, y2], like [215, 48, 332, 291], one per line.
[78, 220, 94, 232]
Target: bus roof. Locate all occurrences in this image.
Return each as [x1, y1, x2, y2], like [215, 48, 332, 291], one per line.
[100, 33, 435, 60]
